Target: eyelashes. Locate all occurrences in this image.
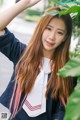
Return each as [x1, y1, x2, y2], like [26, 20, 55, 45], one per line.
[46, 27, 64, 35]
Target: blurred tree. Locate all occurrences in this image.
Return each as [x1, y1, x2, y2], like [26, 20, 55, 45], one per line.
[0, 0, 3, 6]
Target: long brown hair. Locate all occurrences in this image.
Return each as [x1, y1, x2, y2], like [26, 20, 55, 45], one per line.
[15, 7, 73, 103]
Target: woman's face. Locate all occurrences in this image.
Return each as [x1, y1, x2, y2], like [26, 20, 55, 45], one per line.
[42, 17, 67, 58]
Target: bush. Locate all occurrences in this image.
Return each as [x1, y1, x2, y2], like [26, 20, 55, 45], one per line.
[25, 9, 43, 16]
[25, 15, 41, 22]
[25, 9, 43, 22]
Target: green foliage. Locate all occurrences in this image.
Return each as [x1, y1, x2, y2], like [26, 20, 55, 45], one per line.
[64, 79, 80, 120]
[58, 57, 80, 77]
[25, 9, 42, 22]
[51, 0, 80, 5]
[57, 1, 80, 6]
[58, 56, 80, 120]
[70, 51, 80, 57]
[45, 6, 80, 16]
[52, 0, 58, 3]
[26, 9, 42, 16]
[58, 6, 80, 17]
[0, 0, 3, 6]
[25, 15, 40, 22]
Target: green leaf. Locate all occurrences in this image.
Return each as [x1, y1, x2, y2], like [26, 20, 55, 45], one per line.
[64, 78, 80, 120]
[58, 6, 80, 16]
[44, 5, 80, 19]
[52, 0, 58, 3]
[57, 1, 80, 6]
[57, 57, 80, 77]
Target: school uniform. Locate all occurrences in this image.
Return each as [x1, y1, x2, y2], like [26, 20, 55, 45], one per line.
[0, 28, 67, 120]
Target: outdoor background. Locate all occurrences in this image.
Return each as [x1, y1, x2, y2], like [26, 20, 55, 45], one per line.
[0, 0, 79, 96]
[0, 1, 80, 119]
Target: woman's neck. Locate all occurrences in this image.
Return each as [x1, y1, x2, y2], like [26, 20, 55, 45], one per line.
[43, 49, 55, 59]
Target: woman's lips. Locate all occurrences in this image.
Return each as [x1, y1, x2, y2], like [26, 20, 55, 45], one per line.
[46, 40, 55, 47]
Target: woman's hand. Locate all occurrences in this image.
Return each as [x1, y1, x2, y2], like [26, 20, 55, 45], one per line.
[19, 0, 42, 9]
[0, 0, 42, 31]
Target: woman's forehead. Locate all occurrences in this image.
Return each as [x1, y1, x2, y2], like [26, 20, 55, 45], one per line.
[48, 17, 66, 31]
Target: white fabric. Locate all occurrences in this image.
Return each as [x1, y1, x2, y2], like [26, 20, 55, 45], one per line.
[22, 57, 51, 117]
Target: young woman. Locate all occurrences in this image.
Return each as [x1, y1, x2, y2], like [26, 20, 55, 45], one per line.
[0, 0, 76, 120]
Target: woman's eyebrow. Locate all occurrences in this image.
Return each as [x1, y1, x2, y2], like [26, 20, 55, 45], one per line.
[47, 25, 53, 28]
[57, 28, 65, 32]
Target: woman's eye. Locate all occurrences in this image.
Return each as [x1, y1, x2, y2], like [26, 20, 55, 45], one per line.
[46, 27, 51, 31]
[58, 32, 64, 35]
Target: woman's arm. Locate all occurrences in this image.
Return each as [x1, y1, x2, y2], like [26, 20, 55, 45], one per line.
[0, 0, 41, 31]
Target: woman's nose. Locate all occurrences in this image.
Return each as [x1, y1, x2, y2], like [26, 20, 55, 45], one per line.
[49, 31, 55, 41]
